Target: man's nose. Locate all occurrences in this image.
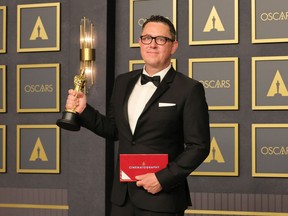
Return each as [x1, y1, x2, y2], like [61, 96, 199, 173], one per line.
[149, 38, 158, 47]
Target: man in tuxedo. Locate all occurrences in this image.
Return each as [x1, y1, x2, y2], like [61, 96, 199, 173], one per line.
[65, 15, 210, 216]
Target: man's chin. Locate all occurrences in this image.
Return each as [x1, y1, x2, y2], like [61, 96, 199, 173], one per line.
[145, 62, 160, 69]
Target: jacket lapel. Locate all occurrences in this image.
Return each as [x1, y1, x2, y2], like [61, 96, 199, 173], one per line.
[141, 68, 176, 114]
[123, 68, 176, 136]
[123, 70, 142, 133]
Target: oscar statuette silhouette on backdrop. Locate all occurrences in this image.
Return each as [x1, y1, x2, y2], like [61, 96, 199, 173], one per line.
[56, 17, 95, 131]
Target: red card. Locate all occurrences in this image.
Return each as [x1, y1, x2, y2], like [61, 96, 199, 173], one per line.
[120, 154, 168, 182]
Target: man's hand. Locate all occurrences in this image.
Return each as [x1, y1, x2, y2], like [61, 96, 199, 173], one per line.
[65, 89, 87, 114]
[135, 173, 162, 194]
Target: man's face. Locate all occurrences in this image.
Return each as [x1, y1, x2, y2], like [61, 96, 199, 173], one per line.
[139, 22, 178, 75]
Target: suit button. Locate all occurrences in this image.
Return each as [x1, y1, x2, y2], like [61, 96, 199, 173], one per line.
[132, 141, 136, 145]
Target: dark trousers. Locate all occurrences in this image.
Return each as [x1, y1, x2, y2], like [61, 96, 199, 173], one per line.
[110, 195, 184, 216]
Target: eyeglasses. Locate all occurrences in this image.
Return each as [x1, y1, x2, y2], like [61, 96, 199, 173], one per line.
[140, 35, 175, 45]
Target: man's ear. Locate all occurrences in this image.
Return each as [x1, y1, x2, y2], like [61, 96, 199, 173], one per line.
[171, 40, 179, 55]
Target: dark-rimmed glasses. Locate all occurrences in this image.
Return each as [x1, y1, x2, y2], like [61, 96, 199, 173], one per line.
[140, 35, 175, 45]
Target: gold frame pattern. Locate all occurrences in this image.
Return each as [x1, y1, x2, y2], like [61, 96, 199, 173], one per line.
[251, 0, 288, 44]
[185, 209, 288, 215]
[0, 65, 6, 113]
[129, 59, 176, 71]
[252, 124, 288, 178]
[0, 6, 6, 53]
[17, 2, 60, 52]
[189, 0, 238, 45]
[252, 56, 288, 110]
[192, 123, 239, 176]
[129, 0, 177, 47]
[0, 125, 6, 173]
[189, 57, 239, 110]
[16, 124, 60, 174]
[0, 203, 68, 210]
[17, 63, 60, 113]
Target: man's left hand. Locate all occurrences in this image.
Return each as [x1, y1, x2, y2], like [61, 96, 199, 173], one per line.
[135, 173, 162, 194]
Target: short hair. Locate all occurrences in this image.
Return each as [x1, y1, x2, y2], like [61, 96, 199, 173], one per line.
[142, 15, 177, 40]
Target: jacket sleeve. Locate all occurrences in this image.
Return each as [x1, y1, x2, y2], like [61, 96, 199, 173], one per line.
[78, 77, 120, 141]
[79, 103, 118, 141]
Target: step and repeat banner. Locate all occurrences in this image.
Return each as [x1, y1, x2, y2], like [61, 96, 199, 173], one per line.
[0, 2, 68, 216]
[1, 3, 61, 174]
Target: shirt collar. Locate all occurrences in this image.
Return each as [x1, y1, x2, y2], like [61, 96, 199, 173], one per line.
[142, 64, 171, 82]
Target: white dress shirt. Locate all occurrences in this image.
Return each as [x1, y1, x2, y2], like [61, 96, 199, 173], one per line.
[127, 65, 171, 134]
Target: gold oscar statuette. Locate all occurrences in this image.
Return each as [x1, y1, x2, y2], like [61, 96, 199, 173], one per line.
[56, 17, 95, 131]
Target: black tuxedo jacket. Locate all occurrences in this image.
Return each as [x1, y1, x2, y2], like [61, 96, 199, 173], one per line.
[79, 67, 210, 213]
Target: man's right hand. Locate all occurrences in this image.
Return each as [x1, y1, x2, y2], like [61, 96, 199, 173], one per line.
[65, 89, 87, 114]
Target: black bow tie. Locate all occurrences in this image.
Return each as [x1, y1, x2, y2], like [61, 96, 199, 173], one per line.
[140, 74, 160, 87]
